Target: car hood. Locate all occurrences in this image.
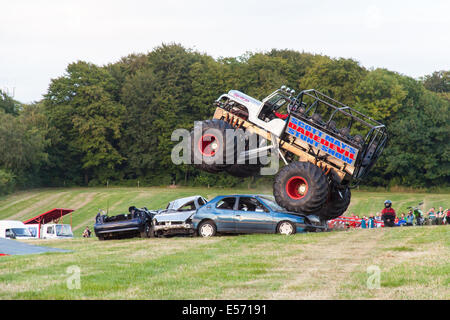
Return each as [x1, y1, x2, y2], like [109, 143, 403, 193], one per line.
[153, 210, 195, 223]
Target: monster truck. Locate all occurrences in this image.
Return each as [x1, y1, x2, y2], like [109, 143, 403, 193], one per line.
[190, 86, 387, 221]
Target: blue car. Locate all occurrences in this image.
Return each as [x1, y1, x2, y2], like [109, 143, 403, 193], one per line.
[192, 195, 324, 237]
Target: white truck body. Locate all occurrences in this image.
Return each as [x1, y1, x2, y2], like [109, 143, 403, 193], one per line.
[220, 90, 287, 137]
[0, 220, 34, 240]
[27, 223, 74, 239]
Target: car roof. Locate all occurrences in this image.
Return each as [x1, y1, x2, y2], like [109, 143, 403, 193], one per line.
[0, 220, 27, 227]
[167, 195, 205, 210]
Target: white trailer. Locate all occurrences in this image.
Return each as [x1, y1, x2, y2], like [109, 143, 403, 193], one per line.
[27, 223, 73, 239]
[0, 220, 34, 240]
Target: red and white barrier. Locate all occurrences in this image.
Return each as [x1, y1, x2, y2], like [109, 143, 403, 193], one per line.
[327, 216, 384, 229]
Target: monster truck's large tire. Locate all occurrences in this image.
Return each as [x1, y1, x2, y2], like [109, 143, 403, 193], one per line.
[191, 119, 235, 173]
[318, 187, 351, 221]
[273, 161, 328, 214]
[225, 130, 263, 178]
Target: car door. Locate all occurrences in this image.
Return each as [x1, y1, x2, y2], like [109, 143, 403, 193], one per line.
[235, 196, 274, 233]
[213, 197, 238, 233]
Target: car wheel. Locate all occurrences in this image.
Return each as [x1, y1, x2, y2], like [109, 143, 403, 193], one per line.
[277, 221, 296, 235]
[198, 220, 217, 237]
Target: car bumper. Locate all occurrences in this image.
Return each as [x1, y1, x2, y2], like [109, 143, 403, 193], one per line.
[153, 223, 193, 231]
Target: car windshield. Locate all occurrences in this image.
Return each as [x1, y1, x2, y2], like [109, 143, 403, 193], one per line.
[259, 196, 285, 212]
[11, 228, 32, 237]
[55, 225, 73, 237]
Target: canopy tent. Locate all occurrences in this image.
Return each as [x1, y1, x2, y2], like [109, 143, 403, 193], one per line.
[23, 208, 74, 238]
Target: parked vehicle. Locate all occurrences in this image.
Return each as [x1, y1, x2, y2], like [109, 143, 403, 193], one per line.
[408, 202, 425, 226]
[27, 223, 73, 239]
[192, 195, 324, 237]
[0, 220, 34, 240]
[152, 195, 207, 237]
[94, 206, 155, 240]
[191, 86, 387, 221]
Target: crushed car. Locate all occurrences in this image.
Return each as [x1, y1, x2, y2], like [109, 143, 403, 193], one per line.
[152, 195, 208, 237]
[94, 206, 156, 240]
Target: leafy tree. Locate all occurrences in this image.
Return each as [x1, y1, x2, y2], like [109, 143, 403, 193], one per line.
[354, 69, 407, 121]
[44, 61, 125, 184]
[301, 57, 368, 106]
[0, 90, 20, 115]
[423, 70, 450, 93]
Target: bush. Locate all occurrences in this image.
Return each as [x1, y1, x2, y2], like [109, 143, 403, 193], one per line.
[0, 169, 15, 195]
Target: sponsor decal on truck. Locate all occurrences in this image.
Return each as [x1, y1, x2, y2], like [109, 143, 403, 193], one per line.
[286, 116, 359, 166]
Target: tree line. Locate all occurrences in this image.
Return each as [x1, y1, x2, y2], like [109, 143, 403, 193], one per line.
[0, 44, 449, 194]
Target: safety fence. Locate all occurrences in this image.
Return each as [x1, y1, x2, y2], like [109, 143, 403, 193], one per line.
[327, 216, 384, 230]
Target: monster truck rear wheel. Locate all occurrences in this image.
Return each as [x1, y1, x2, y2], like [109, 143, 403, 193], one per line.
[225, 130, 263, 177]
[273, 161, 328, 214]
[191, 119, 235, 173]
[318, 187, 351, 221]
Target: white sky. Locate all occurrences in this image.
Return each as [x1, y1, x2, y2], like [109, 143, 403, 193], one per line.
[1, 0, 449, 103]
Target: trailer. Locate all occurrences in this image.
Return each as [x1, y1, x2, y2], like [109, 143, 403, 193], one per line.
[23, 208, 75, 239]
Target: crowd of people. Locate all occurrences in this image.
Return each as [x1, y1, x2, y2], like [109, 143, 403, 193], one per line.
[329, 200, 449, 230]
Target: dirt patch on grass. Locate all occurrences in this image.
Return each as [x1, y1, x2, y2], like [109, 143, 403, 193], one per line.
[8, 192, 70, 220]
[268, 229, 385, 299]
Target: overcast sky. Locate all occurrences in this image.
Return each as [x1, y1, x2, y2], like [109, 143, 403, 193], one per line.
[1, 0, 449, 103]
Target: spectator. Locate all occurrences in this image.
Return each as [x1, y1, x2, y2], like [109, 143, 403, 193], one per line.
[368, 215, 376, 228]
[375, 212, 383, 228]
[436, 207, 445, 225]
[82, 226, 91, 238]
[406, 210, 414, 226]
[445, 209, 450, 225]
[397, 213, 406, 226]
[427, 207, 436, 225]
[361, 216, 367, 229]
[381, 200, 396, 227]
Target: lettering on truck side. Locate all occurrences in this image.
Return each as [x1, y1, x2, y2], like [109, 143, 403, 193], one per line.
[287, 117, 359, 166]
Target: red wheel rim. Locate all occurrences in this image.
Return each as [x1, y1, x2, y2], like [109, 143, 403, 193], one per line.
[198, 134, 219, 157]
[286, 176, 308, 199]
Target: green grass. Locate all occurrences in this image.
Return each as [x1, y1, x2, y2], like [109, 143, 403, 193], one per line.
[0, 187, 449, 299]
[0, 226, 448, 299]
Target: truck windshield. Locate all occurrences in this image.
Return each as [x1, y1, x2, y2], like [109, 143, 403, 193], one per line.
[11, 228, 32, 237]
[55, 225, 73, 237]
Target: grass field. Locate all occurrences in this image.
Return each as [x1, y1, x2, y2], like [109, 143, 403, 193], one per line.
[0, 226, 448, 299]
[0, 187, 449, 299]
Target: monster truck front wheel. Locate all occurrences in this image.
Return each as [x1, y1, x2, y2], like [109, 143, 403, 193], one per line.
[318, 187, 351, 221]
[191, 120, 235, 173]
[273, 161, 328, 214]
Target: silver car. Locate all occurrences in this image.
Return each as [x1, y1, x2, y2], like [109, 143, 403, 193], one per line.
[152, 195, 207, 237]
